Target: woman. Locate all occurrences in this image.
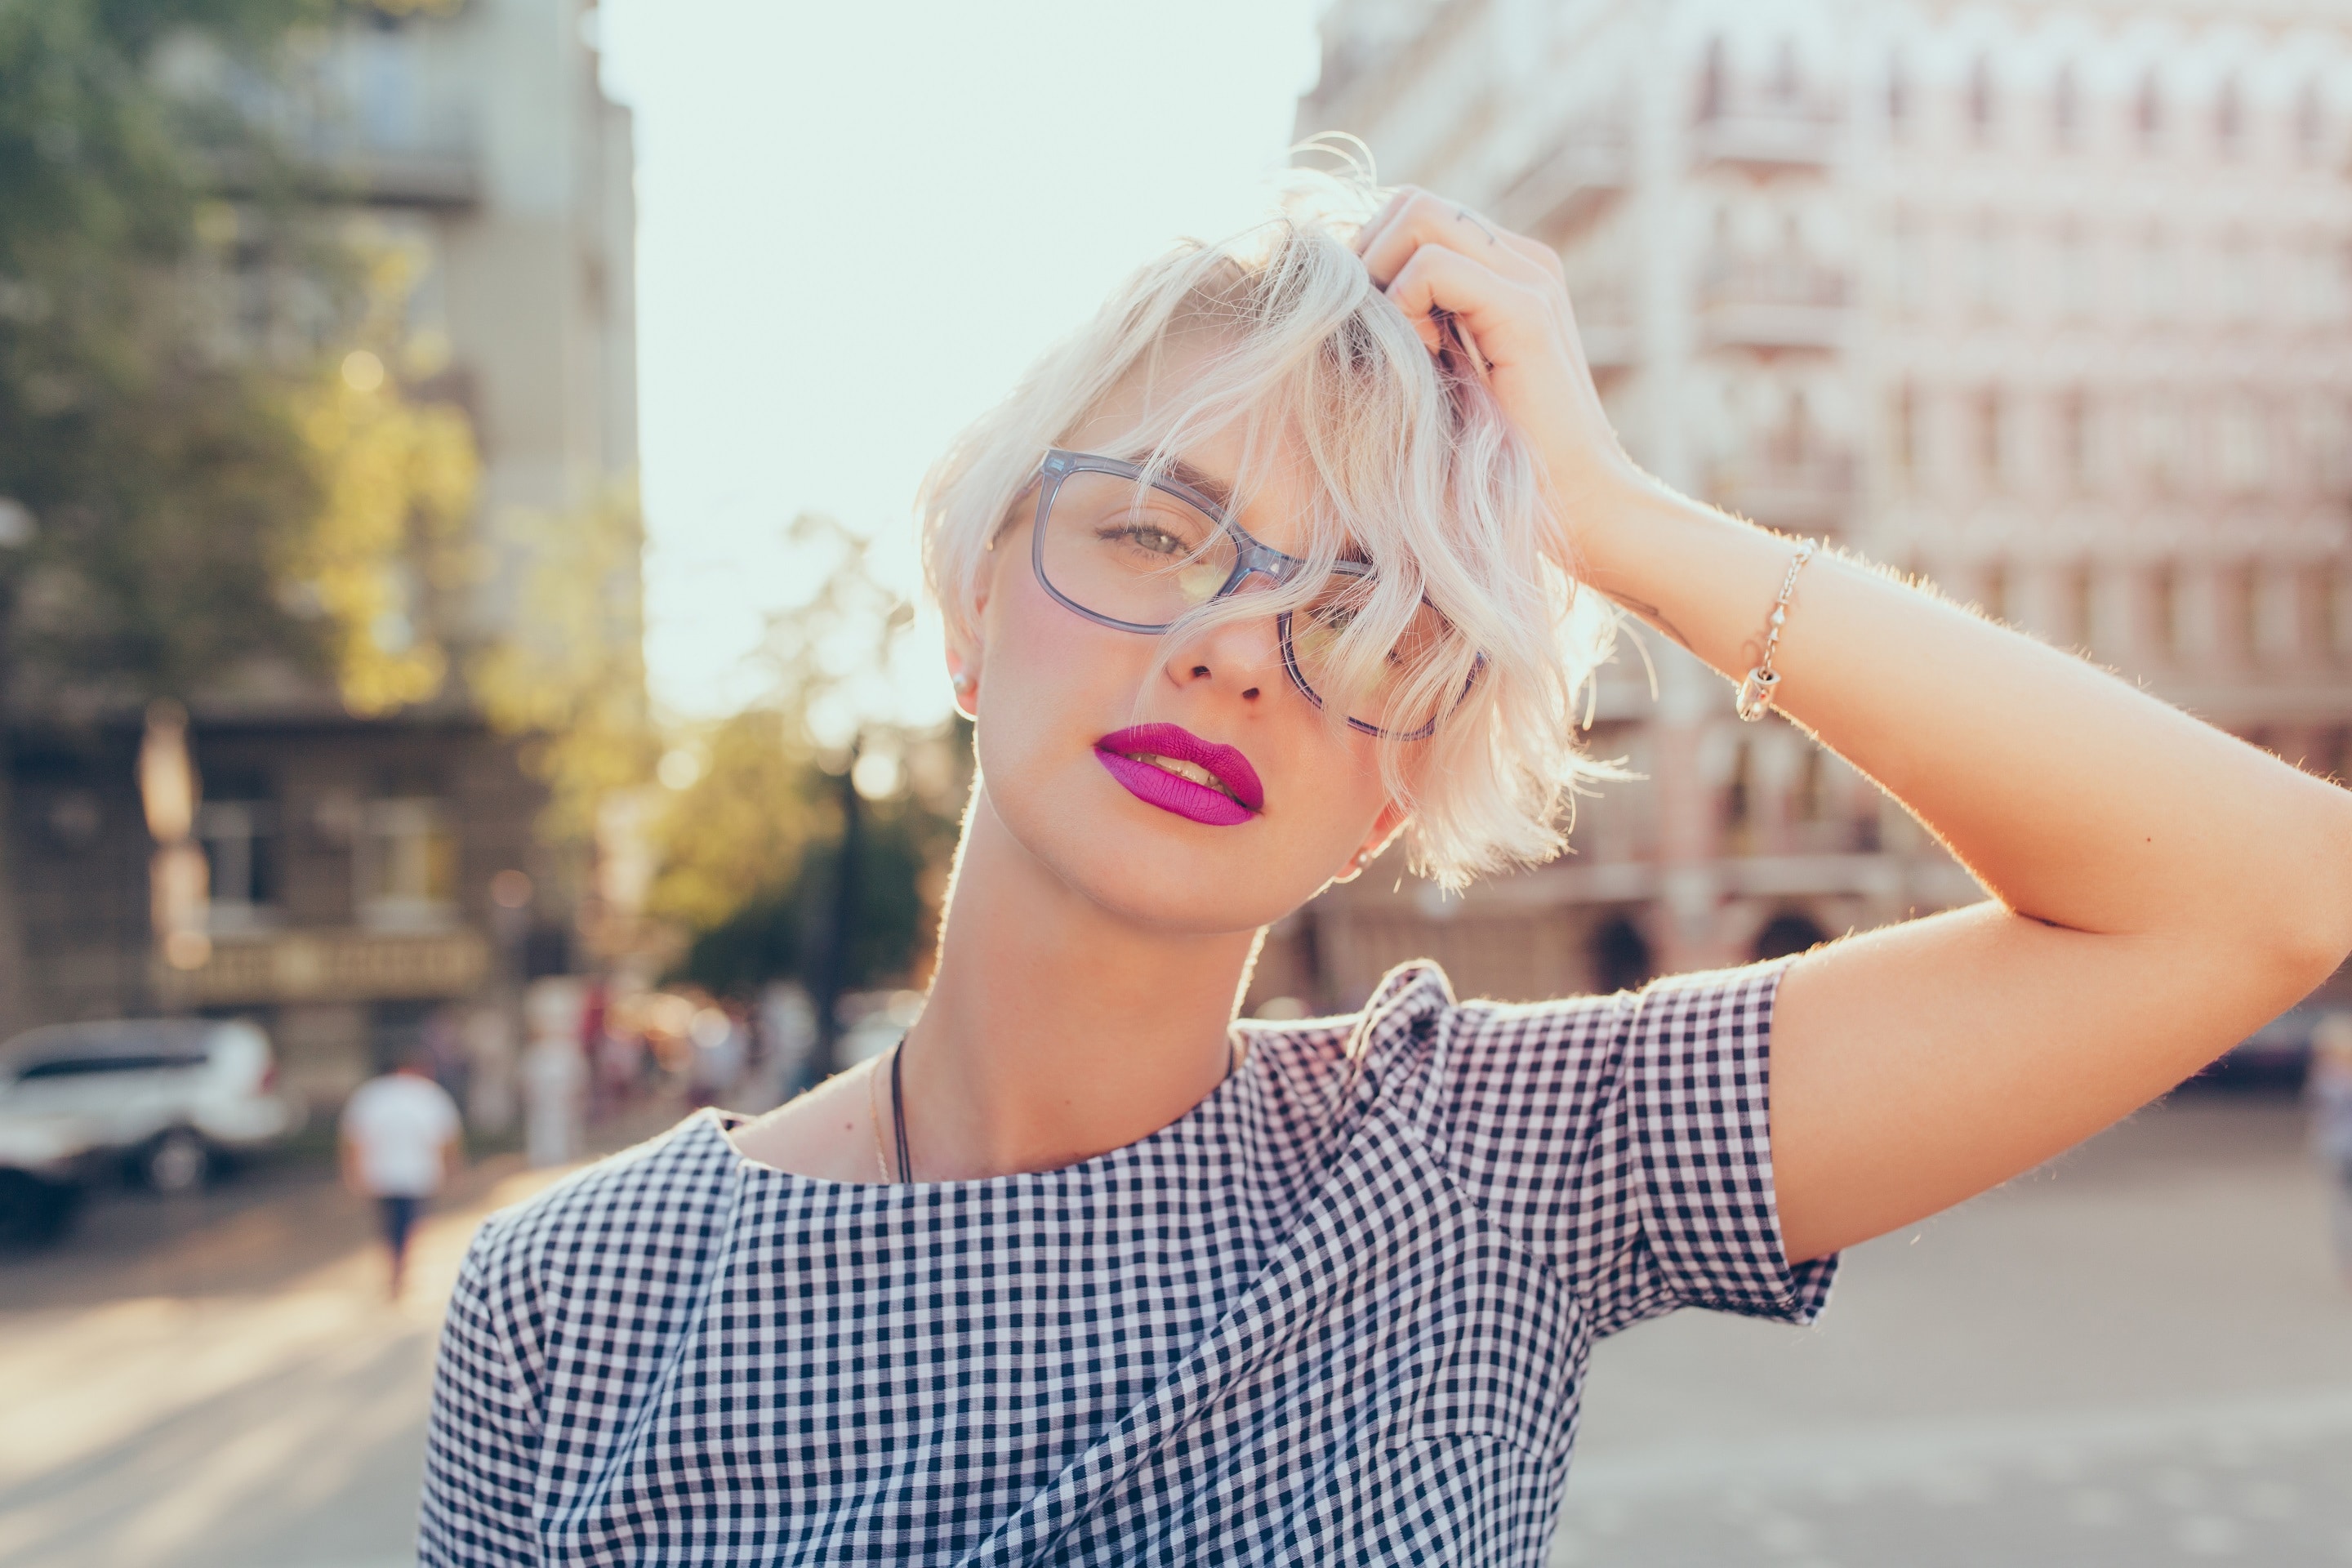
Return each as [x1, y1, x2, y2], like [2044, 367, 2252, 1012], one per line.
[420, 176, 2352, 1566]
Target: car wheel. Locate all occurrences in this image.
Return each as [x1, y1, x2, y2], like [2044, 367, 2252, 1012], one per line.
[144, 1129, 209, 1194]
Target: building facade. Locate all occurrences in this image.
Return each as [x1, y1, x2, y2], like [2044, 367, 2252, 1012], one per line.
[4, 0, 639, 1106]
[1263, 0, 2352, 1012]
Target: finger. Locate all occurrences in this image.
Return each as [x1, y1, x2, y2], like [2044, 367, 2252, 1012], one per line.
[1350, 183, 1417, 259]
[1384, 243, 1539, 369]
[1361, 192, 1553, 292]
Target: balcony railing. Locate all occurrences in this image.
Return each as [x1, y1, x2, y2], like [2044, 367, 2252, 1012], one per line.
[1692, 92, 1843, 168]
[1570, 286, 1635, 372]
[1697, 254, 1851, 350]
[1706, 448, 1855, 532]
[1495, 121, 1631, 240]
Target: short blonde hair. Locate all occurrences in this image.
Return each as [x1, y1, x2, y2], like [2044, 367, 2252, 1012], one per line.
[918, 163, 1617, 889]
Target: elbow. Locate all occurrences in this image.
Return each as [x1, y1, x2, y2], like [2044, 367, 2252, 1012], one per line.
[2273, 800, 2352, 993]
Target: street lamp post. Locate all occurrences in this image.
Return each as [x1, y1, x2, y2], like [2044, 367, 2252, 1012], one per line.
[811, 734, 864, 1080]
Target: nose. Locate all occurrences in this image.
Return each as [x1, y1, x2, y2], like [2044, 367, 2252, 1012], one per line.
[1162, 604, 1284, 710]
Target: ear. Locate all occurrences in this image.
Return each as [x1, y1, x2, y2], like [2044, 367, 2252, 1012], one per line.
[946, 532, 1010, 721]
[945, 632, 982, 721]
[1331, 800, 1410, 884]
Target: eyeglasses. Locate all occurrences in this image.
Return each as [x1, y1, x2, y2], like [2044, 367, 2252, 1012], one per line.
[1026, 449, 1473, 741]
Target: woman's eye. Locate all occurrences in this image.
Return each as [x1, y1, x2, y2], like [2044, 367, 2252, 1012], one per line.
[1099, 523, 1187, 556]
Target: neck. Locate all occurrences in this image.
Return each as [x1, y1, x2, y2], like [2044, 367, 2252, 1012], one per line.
[898, 789, 1258, 1180]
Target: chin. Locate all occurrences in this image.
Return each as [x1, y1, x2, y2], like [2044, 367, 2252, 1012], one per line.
[990, 761, 1318, 937]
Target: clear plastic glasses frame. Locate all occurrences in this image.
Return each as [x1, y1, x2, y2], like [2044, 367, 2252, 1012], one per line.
[1027, 449, 1469, 741]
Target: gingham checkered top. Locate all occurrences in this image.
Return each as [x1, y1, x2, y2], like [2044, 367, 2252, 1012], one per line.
[421, 960, 1835, 1566]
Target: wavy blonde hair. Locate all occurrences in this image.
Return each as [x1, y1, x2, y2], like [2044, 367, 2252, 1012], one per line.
[918, 161, 1617, 890]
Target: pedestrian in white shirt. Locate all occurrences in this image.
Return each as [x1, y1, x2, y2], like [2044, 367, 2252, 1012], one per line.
[341, 1052, 462, 1300]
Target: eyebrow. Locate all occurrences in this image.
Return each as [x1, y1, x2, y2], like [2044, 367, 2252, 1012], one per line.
[1160, 459, 1237, 514]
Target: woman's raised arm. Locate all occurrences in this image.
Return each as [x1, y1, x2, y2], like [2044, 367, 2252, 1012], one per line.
[1356, 188, 2352, 1262]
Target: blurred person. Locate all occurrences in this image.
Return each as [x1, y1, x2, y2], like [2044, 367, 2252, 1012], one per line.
[340, 1049, 461, 1302]
[684, 1004, 747, 1109]
[422, 168, 2352, 1566]
[2313, 1013, 2352, 1281]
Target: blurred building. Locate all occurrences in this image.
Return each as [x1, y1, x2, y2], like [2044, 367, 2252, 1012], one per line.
[1265, 0, 2352, 1009]
[4, 0, 638, 1104]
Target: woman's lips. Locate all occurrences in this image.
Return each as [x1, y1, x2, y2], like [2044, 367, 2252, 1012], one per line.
[1094, 723, 1263, 827]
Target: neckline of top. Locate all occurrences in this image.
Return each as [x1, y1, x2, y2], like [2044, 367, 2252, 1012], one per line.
[710, 1036, 1263, 1195]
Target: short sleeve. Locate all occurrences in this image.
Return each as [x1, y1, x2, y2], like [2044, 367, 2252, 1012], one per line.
[418, 1213, 546, 1566]
[1428, 960, 1836, 1339]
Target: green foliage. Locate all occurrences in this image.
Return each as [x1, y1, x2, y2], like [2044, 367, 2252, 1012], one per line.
[0, 0, 344, 703]
[646, 514, 969, 1000]
[469, 483, 654, 840]
[673, 800, 941, 1001]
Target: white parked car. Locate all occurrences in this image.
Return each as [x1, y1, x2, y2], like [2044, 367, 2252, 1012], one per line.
[0, 1018, 301, 1211]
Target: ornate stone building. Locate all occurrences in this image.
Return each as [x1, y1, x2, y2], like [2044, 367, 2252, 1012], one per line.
[1260, 0, 2352, 1012]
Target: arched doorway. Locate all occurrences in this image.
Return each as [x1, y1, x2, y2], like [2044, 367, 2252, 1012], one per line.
[1590, 915, 1654, 996]
[1752, 911, 1829, 961]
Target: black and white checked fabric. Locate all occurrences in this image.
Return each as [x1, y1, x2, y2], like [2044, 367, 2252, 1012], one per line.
[420, 960, 1836, 1566]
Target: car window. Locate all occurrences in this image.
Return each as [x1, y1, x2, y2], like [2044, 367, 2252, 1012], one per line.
[15, 1053, 212, 1080]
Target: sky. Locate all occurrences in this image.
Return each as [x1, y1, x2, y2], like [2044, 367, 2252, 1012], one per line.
[596, 0, 1327, 728]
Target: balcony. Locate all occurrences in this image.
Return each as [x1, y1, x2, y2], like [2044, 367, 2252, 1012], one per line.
[1706, 447, 1855, 533]
[1697, 253, 1851, 351]
[1691, 91, 1843, 169]
[1570, 285, 1636, 373]
[1494, 121, 1630, 241]
[168, 926, 491, 1007]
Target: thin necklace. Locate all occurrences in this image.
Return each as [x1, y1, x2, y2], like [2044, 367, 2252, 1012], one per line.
[866, 1054, 891, 1182]
[879, 1036, 1245, 1186]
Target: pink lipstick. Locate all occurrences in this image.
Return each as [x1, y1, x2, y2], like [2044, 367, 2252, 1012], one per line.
[1094, 724, 1264, 827]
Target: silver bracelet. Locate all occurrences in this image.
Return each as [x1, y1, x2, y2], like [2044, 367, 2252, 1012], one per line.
[1734, 539, 1818, 722]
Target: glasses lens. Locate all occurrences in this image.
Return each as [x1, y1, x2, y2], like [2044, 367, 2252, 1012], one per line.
[1290, 583, 1457, 737]
[1040, 469, 1236, 629]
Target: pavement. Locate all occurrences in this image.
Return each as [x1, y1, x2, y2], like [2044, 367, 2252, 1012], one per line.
[1554, 1092, 2352, 1566]
[0, 1091, 2343, 1568]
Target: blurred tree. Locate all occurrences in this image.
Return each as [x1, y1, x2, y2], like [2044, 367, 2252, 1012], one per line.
[0, 0, 341, 704]
[645, 514, 967, 1014]
[469, 482, 656, 842]
[0, 0, 505, 1031]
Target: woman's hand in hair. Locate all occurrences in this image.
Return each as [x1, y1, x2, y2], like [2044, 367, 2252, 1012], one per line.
[1352, 187, 1651, 541]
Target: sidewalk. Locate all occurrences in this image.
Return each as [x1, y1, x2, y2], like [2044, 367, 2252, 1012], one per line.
[0, 1107, 684, 1568]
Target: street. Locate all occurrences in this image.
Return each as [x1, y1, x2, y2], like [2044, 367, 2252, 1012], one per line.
[1557, 1092, 2352, 1566]
[0, 1092, 2344, 1568]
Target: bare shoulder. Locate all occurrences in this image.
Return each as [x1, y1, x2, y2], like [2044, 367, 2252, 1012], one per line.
[727, 1059, 890, 1183]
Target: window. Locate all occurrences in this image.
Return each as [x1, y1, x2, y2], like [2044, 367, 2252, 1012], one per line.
[2215, 78, 2243, 159]
[1967, 55, 1997, 143]
[2211, 230, 2248, 322]
[2138, 227, 2176, 319]
[1969, 216, 2007, 315]
[1975, 388, 2006, 483]
[2052, 64, 2082, 150]
[2059, 388, 2092, 490]
[2136, 71, 2165, 152]
[357, 796, 457, 929]
[2141, 390, 2188, 492]
[1891, 383, 1919, 480]
[2056, 220, 2093, 319]
[2150, 562, 2180, 657]
[1891, 209, 1927, 314]
[195, 791, 281, 933]
[2067, 563, 2096, 649]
